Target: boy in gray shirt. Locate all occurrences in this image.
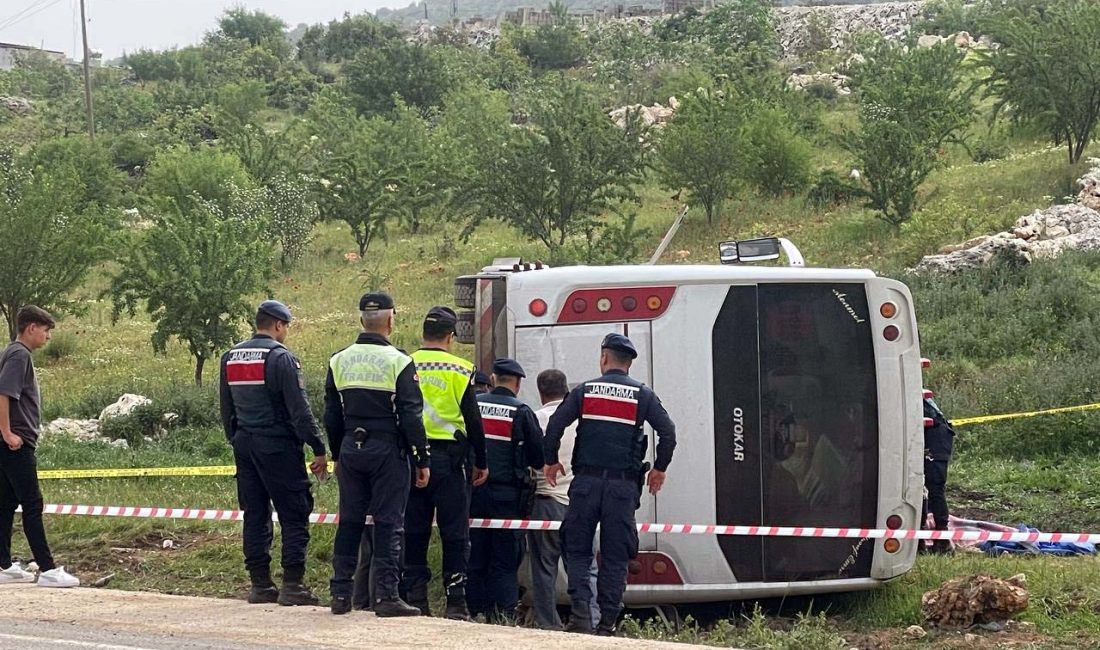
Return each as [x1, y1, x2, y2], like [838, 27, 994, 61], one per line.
[0, 306, 78, 587]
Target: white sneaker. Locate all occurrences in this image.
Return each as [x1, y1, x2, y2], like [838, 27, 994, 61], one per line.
[36, 566, 80, 588]
[0, 562, 36, 584]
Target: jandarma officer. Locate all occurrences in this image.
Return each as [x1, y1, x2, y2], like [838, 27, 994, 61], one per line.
[544, 333, 677, 636]
[219, 300, 329, 607]
[325, 292, 429, 617]
[402, 306, 490, 620]
[469, 358, 545, 622]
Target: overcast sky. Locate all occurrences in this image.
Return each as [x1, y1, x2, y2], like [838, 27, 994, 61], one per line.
[0, 0, 408, 60]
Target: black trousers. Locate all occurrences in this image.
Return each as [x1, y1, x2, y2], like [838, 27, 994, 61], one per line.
[232, 433, 314, 582]
[403, 446, 470, 600]
[0, 446, 55, 572]
[467, 484, 523, 617]
[923, 458, 950, 531]
[330, 438, 410, 602]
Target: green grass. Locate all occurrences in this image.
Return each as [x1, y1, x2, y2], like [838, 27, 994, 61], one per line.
[12, 107, 1100, 647]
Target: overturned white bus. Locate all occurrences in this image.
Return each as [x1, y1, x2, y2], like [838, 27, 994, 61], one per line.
[454, 238, 925, 604]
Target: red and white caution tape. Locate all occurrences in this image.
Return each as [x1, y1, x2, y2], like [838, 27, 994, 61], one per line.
[28, 504, 1100, 544]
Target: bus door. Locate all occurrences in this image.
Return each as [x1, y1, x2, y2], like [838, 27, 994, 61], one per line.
[712, 284, 879, 582]
[514, 322, 658, 549]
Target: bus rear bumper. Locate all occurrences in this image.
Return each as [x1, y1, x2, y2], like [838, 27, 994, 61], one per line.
[623, 578, 882, 605]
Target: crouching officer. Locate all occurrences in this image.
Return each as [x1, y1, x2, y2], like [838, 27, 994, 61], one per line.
[219, 300, 329, 606]
[468, 358, 545, 622]
[402, 306, 490, 620]
[325, 292, 430, 617]
[545, 333, 677, 636]
[923, 396, 956, 554]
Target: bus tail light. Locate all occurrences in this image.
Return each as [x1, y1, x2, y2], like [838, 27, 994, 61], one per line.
[879, 302, 898, 319]
[886, 515, 903, 530]
[558, 287, 675, 323]
[528, 299, 547, 317]
[624, 551, 683, 585]
[883, 325, 900, 341]
[883, 539, 901, 554]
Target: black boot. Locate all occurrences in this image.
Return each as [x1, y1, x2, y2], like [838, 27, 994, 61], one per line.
[248, 568, 278, 604]
[331, 595, 352, 615]
[404, 577, 431, 616]
[595, 620, 617, 637]
[374, 597, 422, 617]
[930, 539, 953, 555]
[443, 573, 470, 621]
[278, 565, 319, 606]
[564, 601, 593, 634]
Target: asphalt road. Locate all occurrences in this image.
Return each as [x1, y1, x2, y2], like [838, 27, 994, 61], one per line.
[0, 585, 699, 650]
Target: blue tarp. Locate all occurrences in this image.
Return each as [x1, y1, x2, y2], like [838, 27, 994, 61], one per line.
[980, 525, 1097, 557]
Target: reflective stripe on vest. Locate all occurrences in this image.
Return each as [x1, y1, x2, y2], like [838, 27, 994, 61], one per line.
[479, 402, 516, 442]
[412, 349, 473, 441]
[581, 382, 640, 426]
[329, 343, 411, 393]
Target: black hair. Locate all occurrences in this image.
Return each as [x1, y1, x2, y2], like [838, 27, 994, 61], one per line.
[17, 305, 55, 334]
[605, 348, 634, 365]
[423, 319, 455, 341]
[537, 369, 568, 399]
[256, 312, 283, 330]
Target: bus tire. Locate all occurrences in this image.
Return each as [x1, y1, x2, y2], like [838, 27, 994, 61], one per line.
[456, 310, 475, 345]
[454, 277, 477, 309]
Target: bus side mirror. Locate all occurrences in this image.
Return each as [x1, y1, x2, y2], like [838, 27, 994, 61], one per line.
[719, 238, 782, 264]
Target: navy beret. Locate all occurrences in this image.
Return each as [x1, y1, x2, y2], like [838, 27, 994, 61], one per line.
[360, 292, 395, 312]
[473, 370, 492, 386]
[601, 333, 637, 359]
[257, 300, 293, 323]
[425, 305, 458, 329]
[492, 357, 526, 378]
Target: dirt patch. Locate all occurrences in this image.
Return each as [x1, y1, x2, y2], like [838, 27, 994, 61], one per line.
[847, 625, 1055, 649]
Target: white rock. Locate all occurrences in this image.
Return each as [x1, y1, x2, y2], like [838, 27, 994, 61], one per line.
[43, 418, 101, 442]
[918, 34, 944, 48]
[109, 438, 129, 449]
[98, 394, 152, 422]
[849, 168, 861, 180]
[954, 31, 973, 48]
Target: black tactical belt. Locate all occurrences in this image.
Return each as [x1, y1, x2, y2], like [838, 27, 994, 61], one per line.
[575, 466, 639, 481]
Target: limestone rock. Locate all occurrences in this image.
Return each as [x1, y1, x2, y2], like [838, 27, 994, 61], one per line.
[43, 418, 101, 442]
[99, 394, 152, 422]
[918, 34, 945, 48]
[903, 624, 927, 639]
[609, 98, 677, 130]
[786, 72, 852, 96]
[0, 96, 33, 114]
[953, 31, 973, 48]
[921, 574, 1029, 630]
[1079, 158, 1100, 211]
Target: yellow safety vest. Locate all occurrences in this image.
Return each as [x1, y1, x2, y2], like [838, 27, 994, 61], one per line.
[329, 343, 411, 393]
[411, 348, 474, 441]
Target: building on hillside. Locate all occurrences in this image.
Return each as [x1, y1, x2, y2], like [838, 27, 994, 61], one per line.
[661, 0, 712, 13]
[0, 42, 67, 70]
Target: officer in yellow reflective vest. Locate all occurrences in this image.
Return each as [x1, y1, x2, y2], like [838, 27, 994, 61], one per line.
[325, 292, 429, 617]
[401, 306, 490, 620]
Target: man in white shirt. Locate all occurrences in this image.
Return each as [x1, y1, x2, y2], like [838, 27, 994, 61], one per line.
[529, 369, 598, 630]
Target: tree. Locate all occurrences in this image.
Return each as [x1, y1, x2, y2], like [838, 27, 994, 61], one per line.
[388, 102, 447, 234]
[0, 152, 116, 340]
[307, 93, 406, 257]
[344, 41, 454, 117]
[110, 192, 273, 386]
[845, 40, 974, 225]
[26, 137, 126, 212]
[143, 146, 254, 216]
[216, 8, 287, 48]
[979, 0, 1100, 164]
[266, 173, 318, 268]
[656, 88, 747, 223]
[744, 107, 813, 198]
[512, 1, 587, 70]
[455, 80, 646, 257]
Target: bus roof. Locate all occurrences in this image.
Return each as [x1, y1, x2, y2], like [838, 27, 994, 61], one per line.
[503, 264, 878, 291]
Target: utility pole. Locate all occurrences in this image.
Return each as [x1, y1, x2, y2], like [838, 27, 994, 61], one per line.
[79, 0, 95, 140]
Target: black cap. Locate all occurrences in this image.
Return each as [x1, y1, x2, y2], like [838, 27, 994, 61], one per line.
[359, 292, 395, 312]
[473, 370, 492, 386]
[492, 357, 526, 378]
[257, 300, 293, 323]
[424, 306, 458, 331]
[601, 333, 637, 359]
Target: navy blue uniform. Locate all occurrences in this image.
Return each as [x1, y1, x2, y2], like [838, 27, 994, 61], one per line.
[324, 332, 429, 604]
[923, 398, 955, 533]
[219, 334, 326, 587]
[468, 387, 544, 619]
[545, 369, 676, 629]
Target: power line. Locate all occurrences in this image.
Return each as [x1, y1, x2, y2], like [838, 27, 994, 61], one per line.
[0, 0, 65, 33]
[0, 0, 53, 30]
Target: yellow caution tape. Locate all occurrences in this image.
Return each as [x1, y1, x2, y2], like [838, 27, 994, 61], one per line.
[953, 402, 1100, 427]
[38, 462, 336, 480]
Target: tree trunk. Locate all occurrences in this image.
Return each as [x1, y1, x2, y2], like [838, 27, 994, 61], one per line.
[194, 355, 205, 387]
[4, 313, 14, 343]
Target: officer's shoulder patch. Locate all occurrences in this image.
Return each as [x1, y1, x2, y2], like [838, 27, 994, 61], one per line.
[295, 358, 302, 370]
[412, 372, 420, 383]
